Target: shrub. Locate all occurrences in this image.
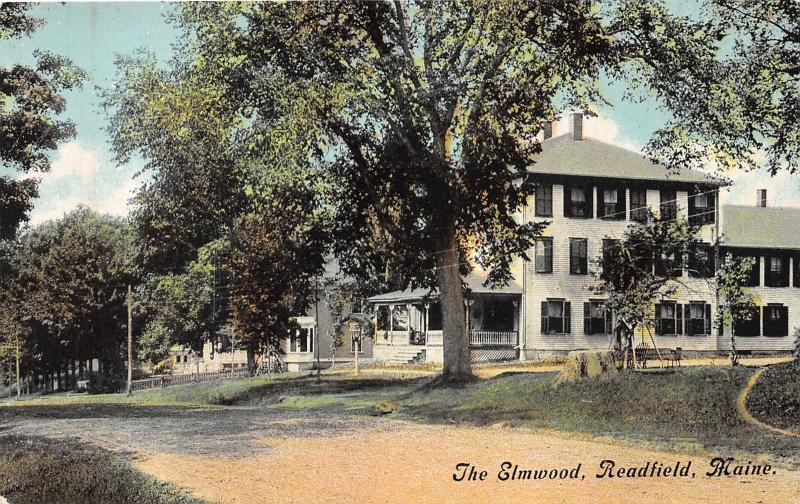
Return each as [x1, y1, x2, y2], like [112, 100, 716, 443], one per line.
[86, 372, 125, 394]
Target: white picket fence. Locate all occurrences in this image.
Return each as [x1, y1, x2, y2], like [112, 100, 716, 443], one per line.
[130, 368, 251, 392]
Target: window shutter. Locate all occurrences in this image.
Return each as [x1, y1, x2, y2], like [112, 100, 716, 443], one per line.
[780, 306, 789, 336]
[583, 302, 591, 334]
[617, 188, 626, 218]
[717, 305, 724, 336]
[677, 304, 684, 335]
[605, 307, 613, 335]
[564, 187, 571, 217]
[705, 304, 712, 335]
[708, 191, 716, 223]
[564, 301, 571, 334]
[654, 303, 662, 335]
[541, 301, 548, 334]
[586, 187, 594, 218]
[688, 192, 697, 224]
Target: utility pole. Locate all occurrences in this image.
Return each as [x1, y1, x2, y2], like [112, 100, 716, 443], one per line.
[15, 332, 20, 400]
[315, 276, 321, 382]
[126, 284, 133, 395]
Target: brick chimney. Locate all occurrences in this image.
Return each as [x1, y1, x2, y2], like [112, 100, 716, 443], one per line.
[542, 120, 556, 140]
[571, 112, 583, 141]
[757, 189, 767, 207]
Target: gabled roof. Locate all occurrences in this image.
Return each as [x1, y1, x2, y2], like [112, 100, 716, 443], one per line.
[529, 134, 725, 186]
[367, 271, 522, 304]
[722, 205, 800, 250]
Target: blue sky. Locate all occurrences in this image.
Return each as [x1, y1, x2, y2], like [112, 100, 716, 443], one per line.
[1, 2, 798, 226]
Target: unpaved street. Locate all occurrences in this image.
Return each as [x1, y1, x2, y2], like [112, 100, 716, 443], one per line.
[2, 402, 797, 504]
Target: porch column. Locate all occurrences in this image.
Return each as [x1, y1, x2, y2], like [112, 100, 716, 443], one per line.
[388, 304, 394, 345]
[424, 302, 430, 336]
[406, 303, 412, 344]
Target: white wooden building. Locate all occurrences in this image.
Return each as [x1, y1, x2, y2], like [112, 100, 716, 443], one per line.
[368, 113, 798, 364]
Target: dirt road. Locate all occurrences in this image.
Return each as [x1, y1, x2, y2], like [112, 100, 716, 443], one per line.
[136, 421, 798, 504]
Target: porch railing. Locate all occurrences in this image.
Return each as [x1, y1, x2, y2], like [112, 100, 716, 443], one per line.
[469, 330, 518, 347]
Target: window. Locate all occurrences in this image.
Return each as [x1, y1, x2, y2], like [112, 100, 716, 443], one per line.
[564, 186, 592, 218]
[655, 302, 682, 335]
[597, 188, 625, 220]
[351, 336, 362, 353]
[569, 238, 588, 275]
[602, 238, 620, 263]
[535, 238, 553, 273]
[733, 253, 760, 286]
[660, 189, 677, 220]
[176, 355, 181, 364]
[630, 188, 648, 222]
[688, 190, 715, 225]
[688, 244, 715, 278]
[733, 306, 760, 337]
[535, 184, 553, 217]
[686, 302, 711, 336]
[764, 254, 789, 287]
[183, 355, 188, 363]
[290, 327, 313, 353]
[655, 248, 683, 277]
[583, 301, 612, 335]
[763, 305, 788, 337]
[541, 299, 571, 335]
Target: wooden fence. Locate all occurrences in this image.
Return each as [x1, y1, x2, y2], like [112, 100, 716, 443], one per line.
[129, 368, 251, 392]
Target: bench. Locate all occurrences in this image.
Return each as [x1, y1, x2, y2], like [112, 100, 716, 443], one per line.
[634, 343, 659, 368]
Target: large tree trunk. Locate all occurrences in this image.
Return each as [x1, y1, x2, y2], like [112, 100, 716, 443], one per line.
[436, 223, 472, 382]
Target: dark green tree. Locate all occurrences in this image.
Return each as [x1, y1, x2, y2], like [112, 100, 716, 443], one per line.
[0, 3, 85, 238]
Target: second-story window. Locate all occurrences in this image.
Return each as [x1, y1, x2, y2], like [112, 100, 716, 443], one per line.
[535, 237, 553, 273]
[569, 238, 588, 274]
[655, 248, 683, 278]
[765, 254, 789, 287]
[535, 184, 553, 217]
[564, 186, 592, 218]
[688, 243, 715, 278]
[660, 189, 677, 221]
[630, 188, 648, 222]
[688, 189, 715, 225]
[598, 188, 625, 220]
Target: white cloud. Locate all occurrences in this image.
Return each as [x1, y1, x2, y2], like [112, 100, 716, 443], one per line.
[26, 141, 99, 182]
[26, 142, 140, 226]
[720, 169, 800, 209]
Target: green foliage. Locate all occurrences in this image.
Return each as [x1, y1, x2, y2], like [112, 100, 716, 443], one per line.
[612, 0, 799, 175]
[0, 435, 206, 504]
[1, 207, 139, 383]
[715, 252, 757, 364]
[0, 3, 85, 236]
[593, 211, 702, 334]
[137, 240, 229, 365]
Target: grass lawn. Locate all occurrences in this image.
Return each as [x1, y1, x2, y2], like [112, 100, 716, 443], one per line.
[394, 366, 800, 462]
[0, 436, 205, 504]
[746, 360, 800, 432]
[0, 372, 306, 408]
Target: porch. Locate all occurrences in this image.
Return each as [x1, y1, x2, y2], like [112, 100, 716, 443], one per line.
[368, 273, 523, 364]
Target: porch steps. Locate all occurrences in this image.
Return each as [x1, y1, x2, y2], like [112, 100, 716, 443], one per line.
[383, 347, 426, 365]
